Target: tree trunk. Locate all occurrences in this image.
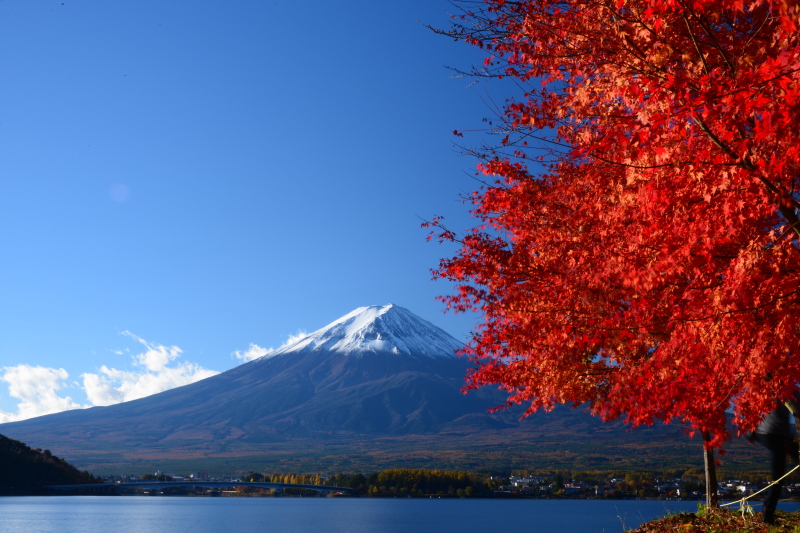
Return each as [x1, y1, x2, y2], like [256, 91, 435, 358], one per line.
[702, 431, 719, 508]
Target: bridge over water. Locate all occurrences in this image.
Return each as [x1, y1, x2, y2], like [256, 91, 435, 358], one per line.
[46, 481, 354, 496]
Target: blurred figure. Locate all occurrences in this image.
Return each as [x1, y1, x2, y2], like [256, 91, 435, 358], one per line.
[750, 395, 800, 525]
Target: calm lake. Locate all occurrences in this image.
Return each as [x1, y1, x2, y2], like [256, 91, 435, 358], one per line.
[1, 496, 798, 533]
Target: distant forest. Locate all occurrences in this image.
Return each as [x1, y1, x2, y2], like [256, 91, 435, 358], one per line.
[0, 434, 99, 494]
[246, 469, 495, 498]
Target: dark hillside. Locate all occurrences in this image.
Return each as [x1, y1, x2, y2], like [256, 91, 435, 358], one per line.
[0, 434, 98, 494]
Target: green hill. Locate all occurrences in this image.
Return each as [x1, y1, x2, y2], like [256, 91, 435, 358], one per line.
[0, 433, 98, 494]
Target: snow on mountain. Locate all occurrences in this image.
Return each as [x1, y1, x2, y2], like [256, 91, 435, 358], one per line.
[270, 304, 464, 359]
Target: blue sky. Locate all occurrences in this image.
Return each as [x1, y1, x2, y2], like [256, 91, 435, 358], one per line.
[0, 1, 496, 419]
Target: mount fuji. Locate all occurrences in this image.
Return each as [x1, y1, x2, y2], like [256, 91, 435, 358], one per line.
[0, 305, 759, 473]
[267, 304, 464, 359]
[0, 305, 511, 469]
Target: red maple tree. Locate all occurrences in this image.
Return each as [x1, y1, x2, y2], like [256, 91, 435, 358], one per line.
[429, 0, 800, 458]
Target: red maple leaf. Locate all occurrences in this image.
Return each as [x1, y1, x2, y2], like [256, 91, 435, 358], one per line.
[431, 0, 800, 462]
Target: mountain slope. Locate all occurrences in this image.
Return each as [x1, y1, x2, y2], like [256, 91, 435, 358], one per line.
[0, 306, 503, 453]
[0, 305, 764, 473]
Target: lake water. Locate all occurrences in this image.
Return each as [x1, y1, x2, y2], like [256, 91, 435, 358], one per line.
[1, 496, 798, 533]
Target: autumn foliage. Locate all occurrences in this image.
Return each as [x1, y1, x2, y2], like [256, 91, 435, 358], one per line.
[430, 0, 800, 448]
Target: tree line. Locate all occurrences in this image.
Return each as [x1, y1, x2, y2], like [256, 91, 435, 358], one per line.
[240, 469, 494, 497]
[233, 467, 776, 499]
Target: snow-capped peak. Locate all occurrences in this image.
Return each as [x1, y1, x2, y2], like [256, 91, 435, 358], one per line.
[270, 304, 463, 359]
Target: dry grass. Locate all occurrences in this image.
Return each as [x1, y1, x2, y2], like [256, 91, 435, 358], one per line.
[630, 508, 800, 533]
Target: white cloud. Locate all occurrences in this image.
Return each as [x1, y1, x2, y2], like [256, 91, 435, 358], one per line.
[233, 343, 270, 362]
[232, 331, 308, 362]
[283, 331, 308, 347]
[82, 368, 124, 406]
[122, 330, 181, 372]
[0, 334, 219, 422]
[81, 333, 218, 407]
[0, 365, 84, 423]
